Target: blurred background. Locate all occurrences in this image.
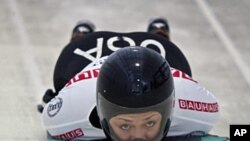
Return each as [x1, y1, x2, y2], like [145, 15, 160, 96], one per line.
[0, 0, 249, 140]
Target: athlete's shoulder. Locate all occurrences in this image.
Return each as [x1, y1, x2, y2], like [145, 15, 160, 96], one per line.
[42, 57, 107, 140]
[169, 68, 219, 136]
[171, 68, 217, 102]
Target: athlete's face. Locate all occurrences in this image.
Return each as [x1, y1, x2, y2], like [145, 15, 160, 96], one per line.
[109, 111, 162, 141]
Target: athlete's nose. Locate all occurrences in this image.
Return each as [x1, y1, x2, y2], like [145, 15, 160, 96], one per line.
[131, 128, 146, 141]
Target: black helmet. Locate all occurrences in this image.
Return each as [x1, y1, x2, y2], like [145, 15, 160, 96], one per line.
[97, 47, 174, 141]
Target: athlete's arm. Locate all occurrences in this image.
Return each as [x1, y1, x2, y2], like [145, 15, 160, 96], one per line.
[168, 68, 220, 136]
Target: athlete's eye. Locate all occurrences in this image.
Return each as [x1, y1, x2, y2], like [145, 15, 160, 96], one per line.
[146, 121, 155, 127]
[120, 124, 131, 130]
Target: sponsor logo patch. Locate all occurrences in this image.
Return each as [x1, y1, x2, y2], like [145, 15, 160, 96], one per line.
[47, 97, 63, 117]
[53, 128, 84, 140]
[66, 69, 100, 87]
[179, 99, 218, 113]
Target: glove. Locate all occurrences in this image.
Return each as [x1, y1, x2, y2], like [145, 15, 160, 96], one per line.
[42, 89, 57, 103]
[37, 89, 58, 113]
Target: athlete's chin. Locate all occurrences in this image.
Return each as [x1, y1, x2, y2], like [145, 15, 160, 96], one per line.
[118, 137, 158, 141]
[131, 139, 147, 141]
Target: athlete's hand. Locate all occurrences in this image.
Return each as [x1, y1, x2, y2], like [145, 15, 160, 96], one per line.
[42, 89, 57, 103]
[37, 89, 58, 113]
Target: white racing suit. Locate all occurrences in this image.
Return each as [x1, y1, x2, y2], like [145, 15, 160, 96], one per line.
[42, 57, 220, 141]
